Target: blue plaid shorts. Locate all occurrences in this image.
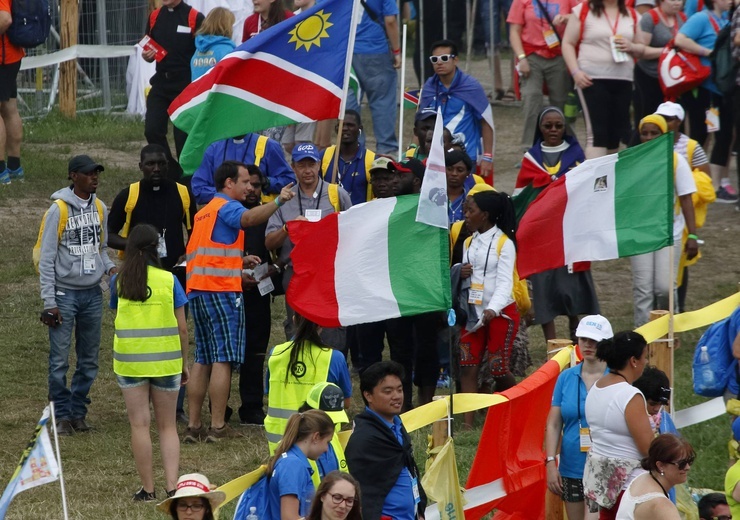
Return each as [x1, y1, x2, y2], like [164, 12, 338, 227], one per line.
[191, 292, 245, 367]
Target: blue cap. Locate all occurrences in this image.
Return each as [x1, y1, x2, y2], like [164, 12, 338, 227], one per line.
[292, 143, 320, 162]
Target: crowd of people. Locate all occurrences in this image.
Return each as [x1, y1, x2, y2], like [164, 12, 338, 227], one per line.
[6, 0, 740, 516]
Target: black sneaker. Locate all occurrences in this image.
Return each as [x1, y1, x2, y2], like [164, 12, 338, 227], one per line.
[56, 419, 74, 436]
[70, 417, 91, 432]
[133, 487, 156, 502]
[240, 408, 266, 426]
[716, 186, 739, 203]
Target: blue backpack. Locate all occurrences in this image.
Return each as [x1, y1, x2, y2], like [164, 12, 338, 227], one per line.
[7, 0, 52, 48]
[692, 313, 738, 397]
[233, 474, 269, 520]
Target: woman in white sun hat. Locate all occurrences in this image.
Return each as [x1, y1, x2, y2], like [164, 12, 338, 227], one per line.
[157, 473, 225, 520]
[545, 315, 613, 520]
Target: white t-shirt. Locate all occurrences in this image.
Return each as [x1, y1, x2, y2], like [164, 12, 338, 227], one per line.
[575, 3, 637, 81]
[586, 381, 646, 460]
[673, 152, 697, 242]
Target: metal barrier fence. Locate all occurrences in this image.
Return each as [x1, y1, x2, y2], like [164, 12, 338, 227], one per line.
[17, 0, 148, 118]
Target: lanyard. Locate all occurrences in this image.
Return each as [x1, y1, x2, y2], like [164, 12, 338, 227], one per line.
[337, 151, 362, 193]
[603, 9, 621, 35]
[577, 367, 584, 425]
[656, 8, 678, 37]
[466, 231, 496, 277]
[448, 194, 464, 222]
[297, 178, 324, 214]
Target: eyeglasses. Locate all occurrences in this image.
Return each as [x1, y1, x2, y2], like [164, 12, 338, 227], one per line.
[667, 457, 694, 470]
[429, 54, 456, 64]
[712, 515, 731, 520]
[330, 493, 356, 507]
[176, 501, 205, 512]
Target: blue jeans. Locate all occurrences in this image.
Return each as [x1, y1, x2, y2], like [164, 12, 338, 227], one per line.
[346, 53, 398, 155]
[48, 286, 103, 420]
[480, 0, 513, 47]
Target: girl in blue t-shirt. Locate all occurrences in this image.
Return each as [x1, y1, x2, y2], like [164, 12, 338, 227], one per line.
[266, 410, 335, 520]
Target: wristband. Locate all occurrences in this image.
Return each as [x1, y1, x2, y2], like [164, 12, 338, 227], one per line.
[275, 197, 283, 208]
[392, 48, 401, 55]
[687, 233, 698, 240]
[571, 68, 581, 77]
[517, 53, 526, 60]
[282, 224, 288, 233]
[545, 456, 556, 464]
[480, 156, 493, 163]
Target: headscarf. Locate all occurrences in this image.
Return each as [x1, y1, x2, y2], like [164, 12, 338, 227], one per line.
[638, 114, 668, 134]
[444, 149, 473, 172]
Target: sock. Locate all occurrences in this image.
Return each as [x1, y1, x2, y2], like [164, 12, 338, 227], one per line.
[721, 177, 731, 188]
[0, 161, 6, 172]
[7, 157, 20, 171]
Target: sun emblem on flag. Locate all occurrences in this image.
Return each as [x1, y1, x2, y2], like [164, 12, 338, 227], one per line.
[288, 10, 333, 51]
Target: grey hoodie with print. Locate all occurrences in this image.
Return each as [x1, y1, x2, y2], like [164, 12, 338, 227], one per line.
[38, 187, 116, 309]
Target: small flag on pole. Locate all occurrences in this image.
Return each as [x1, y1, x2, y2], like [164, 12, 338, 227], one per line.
[416, 107, 449, 229]
[403, 88, 420, 109]
[0, 406, 60, 519]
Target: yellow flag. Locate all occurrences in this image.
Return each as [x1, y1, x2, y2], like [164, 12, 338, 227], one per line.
[421, 438, 466, 520]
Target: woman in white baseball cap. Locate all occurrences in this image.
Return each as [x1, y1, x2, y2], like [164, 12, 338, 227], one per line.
[545, 315, 612, 520]
[157, 473, 225, 520]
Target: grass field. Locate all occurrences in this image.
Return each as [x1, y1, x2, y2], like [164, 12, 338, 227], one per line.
[1, 61, 740, 519]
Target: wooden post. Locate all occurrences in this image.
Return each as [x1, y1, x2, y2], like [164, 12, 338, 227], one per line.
[647, 310, 673, 386]
[59, 0, 78, 118]
[544, 339, 570, 520]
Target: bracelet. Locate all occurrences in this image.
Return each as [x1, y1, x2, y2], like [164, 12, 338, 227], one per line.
[545, 456, 556, 464]
[282, 224, 288, 233]
[687, 233, 698, 240]
[517, 53, 526, 60]
[480, 156, 493, 163]
[571, 68, 581, 77]
[392, 48, 401, 55]
[275, 198, 283, 208]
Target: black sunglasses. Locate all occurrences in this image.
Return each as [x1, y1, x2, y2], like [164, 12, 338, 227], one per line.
[667, 457, 694, 470]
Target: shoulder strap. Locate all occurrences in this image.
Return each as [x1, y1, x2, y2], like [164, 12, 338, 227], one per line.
[121, 182, 140, 240]
[328, 183, 341, 212]
[686, 139, 698, 170]
[649, 8, 659, 25]
[464, 235, 472, 250]
[358, 0, 384, 26]
[496, 234, 507, 256]
[94, 198, 105, 245]
[188, 7, 198, 33]
[697, 0, 704, 11]
[321, 145, 336, 177]
[578, 3, 590, 45]
[364, 149, 375, 201]
[254, 135, 268, 167]
[148, 8, 161, 33]
[707, 11, 720, 33]
[679, 11, 687, 22]
[55, 200, 68, 240]
[450, 221, 463, 248]
[176, 183, 192, 230]
[533, 0, 561, 41]
[629, 7, 637, 27]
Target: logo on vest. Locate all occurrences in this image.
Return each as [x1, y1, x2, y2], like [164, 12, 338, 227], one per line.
[291, 361, 307, 378]
[340, 460, 347, 469]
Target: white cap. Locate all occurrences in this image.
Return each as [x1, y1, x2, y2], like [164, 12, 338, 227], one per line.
[575, 315, 613, 342]
[655, 102, 685, 122]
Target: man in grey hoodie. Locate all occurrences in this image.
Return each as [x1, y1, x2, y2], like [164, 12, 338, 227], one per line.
[38, 155, 117, 436]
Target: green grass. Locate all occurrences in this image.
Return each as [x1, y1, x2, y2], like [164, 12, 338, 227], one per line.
[1, 106, 739, 519]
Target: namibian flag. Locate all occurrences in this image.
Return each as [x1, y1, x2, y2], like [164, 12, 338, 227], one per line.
[169, 0, 360, 174]
[403, 89, 420, 109]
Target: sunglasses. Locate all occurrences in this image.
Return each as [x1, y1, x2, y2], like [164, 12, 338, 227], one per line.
[429, 54, 456, 64]
[667, 457, 694, 470]
[330, 493, 356, 507]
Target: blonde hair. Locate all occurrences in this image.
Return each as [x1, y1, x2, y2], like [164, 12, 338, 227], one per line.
[197, 7, 235, 38]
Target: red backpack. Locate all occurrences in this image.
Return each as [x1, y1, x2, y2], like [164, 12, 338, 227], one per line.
[148, 6, 199, 35]
[576, 3, 638, 49]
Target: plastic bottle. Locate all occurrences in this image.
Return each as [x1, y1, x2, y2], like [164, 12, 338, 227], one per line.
[699, 346, 716, 390]
[246, 507, 259, 520]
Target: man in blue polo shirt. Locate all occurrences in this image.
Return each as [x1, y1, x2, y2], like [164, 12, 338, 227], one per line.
[346, 361, 427, 520]
[346, 0, 401, 156]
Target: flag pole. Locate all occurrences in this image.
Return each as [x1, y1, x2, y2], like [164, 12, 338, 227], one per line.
[419, 0, 426, 84]
[49, 402, 70, 520]
[398, 24, 408, 161]
[668, 243, 675, 417]
[448, 311, 455, 439]
[331, 0, 363, 186]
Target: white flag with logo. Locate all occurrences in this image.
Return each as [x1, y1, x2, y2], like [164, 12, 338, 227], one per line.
[416, 108, 449, 229]
[0, 406, 60, 519]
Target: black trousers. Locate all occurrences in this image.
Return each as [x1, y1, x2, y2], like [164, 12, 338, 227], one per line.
[238, 289, 271, 418]
[144, 74, 189, 180]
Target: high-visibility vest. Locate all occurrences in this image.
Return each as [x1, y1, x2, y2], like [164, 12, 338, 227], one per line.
[113, 266, 182, 377]
[265, 341, 333, 453]
[308, 432, 349, 488]
[186, 197, 244, 293]
[321, 145, 375, 202]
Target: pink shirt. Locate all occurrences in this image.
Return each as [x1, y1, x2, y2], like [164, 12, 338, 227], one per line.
[507, 0, 575, 58]
[574, 3, 637, 81]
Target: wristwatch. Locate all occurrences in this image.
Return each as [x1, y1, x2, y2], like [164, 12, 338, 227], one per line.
[272, 263, 282, 274]
[545, 456, 556, 464]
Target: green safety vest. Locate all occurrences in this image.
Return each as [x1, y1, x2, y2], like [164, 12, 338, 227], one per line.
[265, 341, 333, 453]
[113, 266, 182, 377]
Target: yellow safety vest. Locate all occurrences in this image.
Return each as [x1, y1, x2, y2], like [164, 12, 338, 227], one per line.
[265, 341, 334, 453]
[113, 266, 182, 377]
[306, 432, 348, 488]
[321, 145, 375, 202]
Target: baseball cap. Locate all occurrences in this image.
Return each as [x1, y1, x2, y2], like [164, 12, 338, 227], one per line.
[389, 158, 425, 180]
[414, 107, 437, 122]
[68, 155, 104, 174]
[306, 382, 349, 425]
[369, 156, 393, 174]
[575, 315, 613, 342]
[655, 102, 685, 121]
[291, 143, 320, 162]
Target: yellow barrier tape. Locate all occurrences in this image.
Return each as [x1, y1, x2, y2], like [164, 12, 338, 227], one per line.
[635, 292, 740, 343]
[216, 465, 266, 509]
[401, 396, 450, 432]
[452, 393, 509, 414]
[550, 345, 575, 371]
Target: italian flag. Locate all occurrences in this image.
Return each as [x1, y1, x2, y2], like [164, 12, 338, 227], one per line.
[516, 134, 674, 279]
[287, 195, 452, 327]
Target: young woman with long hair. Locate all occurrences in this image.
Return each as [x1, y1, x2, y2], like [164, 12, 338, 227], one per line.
[242, 0, 294, 42]
[305, 471, 362, 520]
[191, 7, 236, 81]
[111, 224, 189, 501]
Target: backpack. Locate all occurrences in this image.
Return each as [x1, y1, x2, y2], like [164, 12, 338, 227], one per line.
[7, 0, 52, 48]
[464, 234, 531, 315]
[711, 22, 738, 96]
[320, 145, 376, 202]
[577, 4, 638, 50]
[233, 468, 269, 520]
[692, 315, 737, 397]
[33, 199, 105, 273]
[327, 183, 342, 213]
[117, 181, 191, 259]
[149, 6, 199, 36]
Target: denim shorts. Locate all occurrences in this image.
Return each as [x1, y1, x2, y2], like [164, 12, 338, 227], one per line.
[116, 374, 181, 392]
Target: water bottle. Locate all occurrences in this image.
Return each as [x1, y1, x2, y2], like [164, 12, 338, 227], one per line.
[698, 346, 716, 390]
[246, 506, 259, 520]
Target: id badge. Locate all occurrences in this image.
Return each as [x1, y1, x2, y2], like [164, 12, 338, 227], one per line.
[304, 209, 322, 222]
[579, 427, 592, 452]
[543, 29, 559, 48]
[83, 253, 96, 275]
[411, 477, 421, 505]
[609, 36, 628, 63]
[468, 282, 484, 305]
[706, 107, 720, 133]
[157, 232, 168, 258]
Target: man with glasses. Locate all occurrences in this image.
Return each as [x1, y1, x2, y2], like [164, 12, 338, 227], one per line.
[419, 39, 496, 183]
[38, 155, 117, 436]
[698, 493, 730, 520]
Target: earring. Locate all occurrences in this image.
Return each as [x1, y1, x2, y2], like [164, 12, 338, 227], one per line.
[660, 471, 664, 476]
